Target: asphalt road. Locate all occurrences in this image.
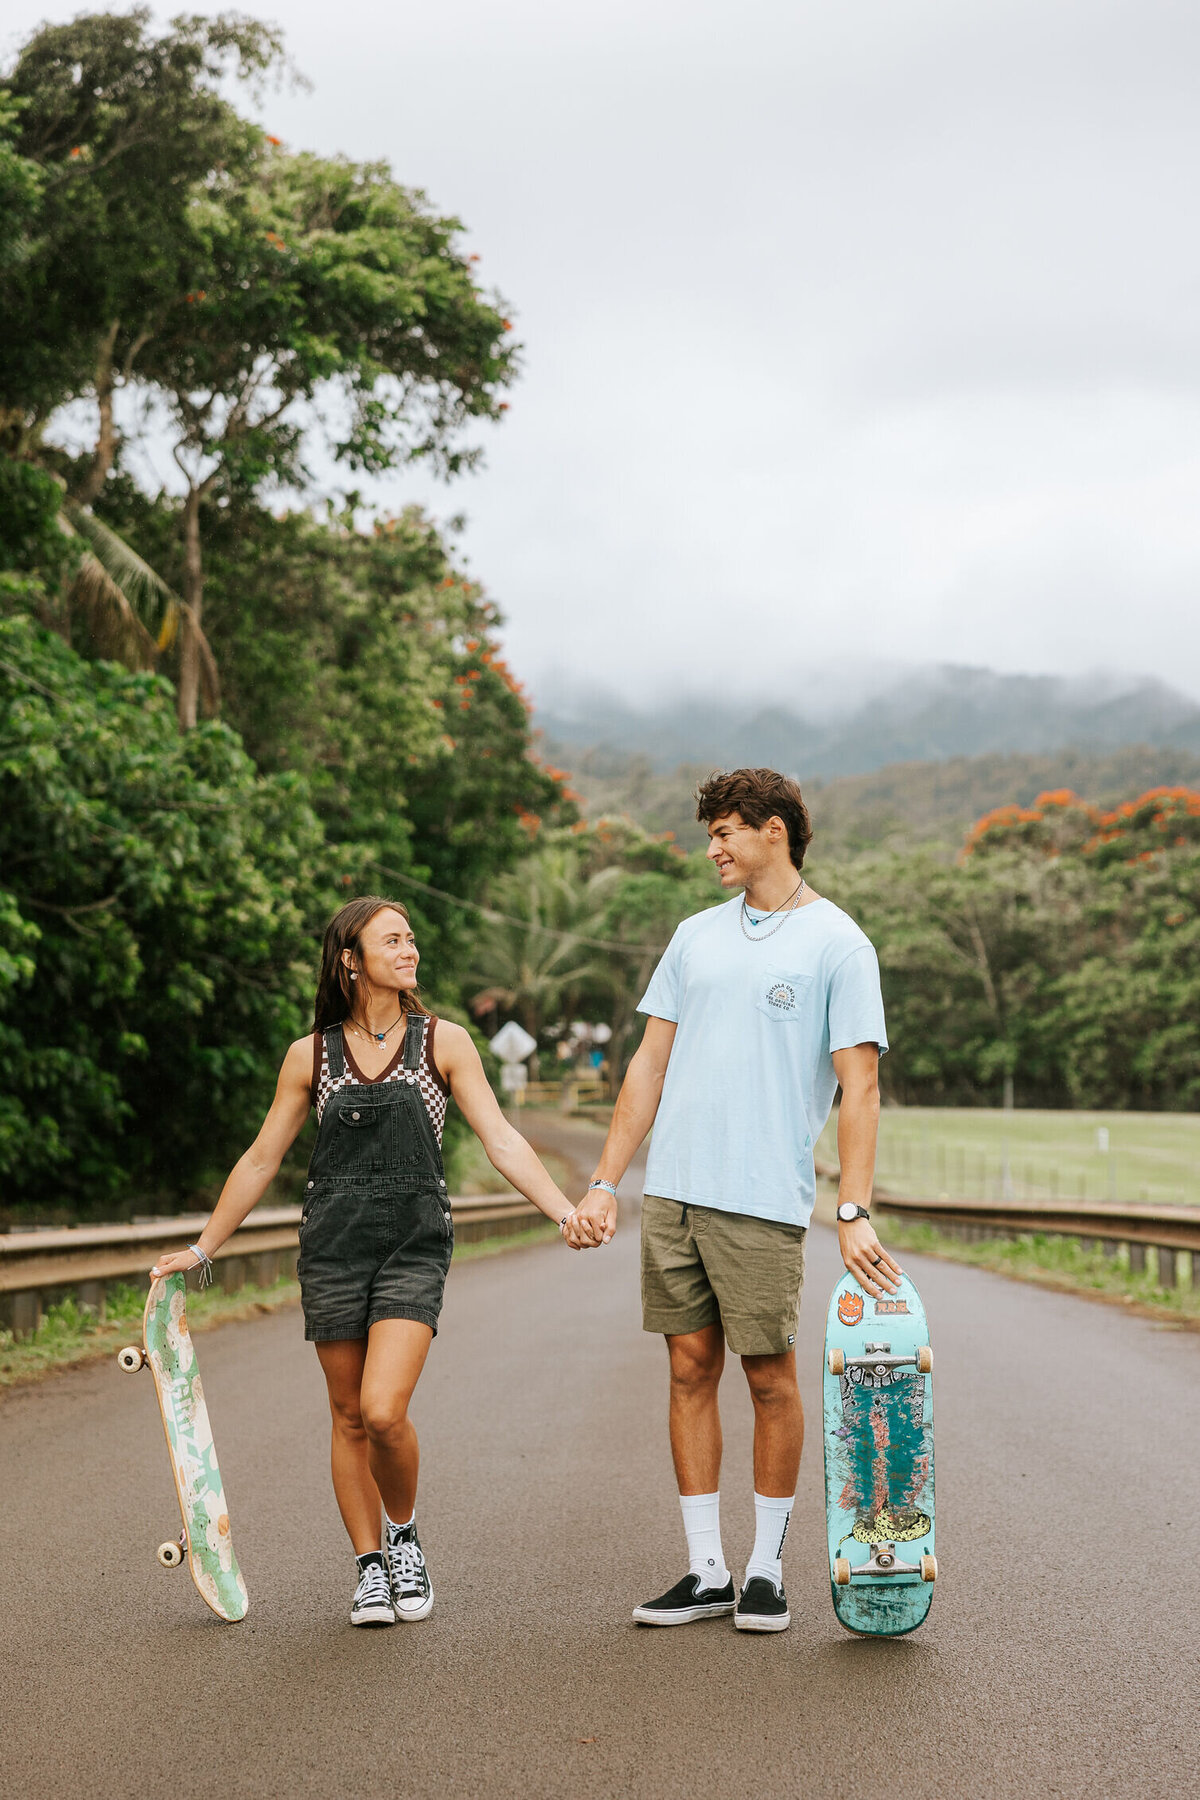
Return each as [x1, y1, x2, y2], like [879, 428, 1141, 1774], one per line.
[2, 1161, 1198, 1799]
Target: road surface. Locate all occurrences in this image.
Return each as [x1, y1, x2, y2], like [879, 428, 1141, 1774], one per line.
[1, 1157, 1197, 1798]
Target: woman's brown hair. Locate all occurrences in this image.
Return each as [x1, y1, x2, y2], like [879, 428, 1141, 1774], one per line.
[312, 895, 428, 1032]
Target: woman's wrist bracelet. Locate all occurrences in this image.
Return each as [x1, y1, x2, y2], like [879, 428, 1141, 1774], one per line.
[188, 1244, 215, 1287]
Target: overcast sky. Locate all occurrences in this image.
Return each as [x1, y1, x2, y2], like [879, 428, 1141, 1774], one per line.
[9, 0, 1200, 706]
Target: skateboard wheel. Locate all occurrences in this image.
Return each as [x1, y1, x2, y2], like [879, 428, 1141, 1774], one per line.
[828, 1347, 846, 1376]
[916, 1346, 933, 1374]
[833, 1558, 852, 1586]
[920, 1555, 938, 1583]
[157, 1540, 185, 1568]
[117, 1346, 146, 1372]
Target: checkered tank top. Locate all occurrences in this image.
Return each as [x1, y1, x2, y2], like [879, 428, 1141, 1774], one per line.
[310, 1013, 450, 1144]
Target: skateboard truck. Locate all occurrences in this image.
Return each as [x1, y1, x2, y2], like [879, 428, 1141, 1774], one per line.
[833, 1543, 938, 1585]
[827, 1340, 933, 1377]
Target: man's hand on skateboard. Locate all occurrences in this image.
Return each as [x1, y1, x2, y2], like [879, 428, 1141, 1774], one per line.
[838, 1216, 902, 1298]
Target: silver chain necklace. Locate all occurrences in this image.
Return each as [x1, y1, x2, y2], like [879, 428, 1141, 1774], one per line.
[740, 878, 806, 941]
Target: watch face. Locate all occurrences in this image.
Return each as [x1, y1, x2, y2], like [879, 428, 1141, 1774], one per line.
[837, 1203, 857, 1222]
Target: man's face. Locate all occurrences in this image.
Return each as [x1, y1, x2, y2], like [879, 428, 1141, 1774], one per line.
[705, 812, 779, 887]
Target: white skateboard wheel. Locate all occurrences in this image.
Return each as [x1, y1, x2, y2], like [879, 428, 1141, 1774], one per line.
[117, 1346, 145, 1372]
[920, 1555, 938, 1583]
[828, 1347, 846, 1376]
[833, 1558, 852, 1586]
[157, 1540, 185, 1568]
[916, 1346, 933, 1374]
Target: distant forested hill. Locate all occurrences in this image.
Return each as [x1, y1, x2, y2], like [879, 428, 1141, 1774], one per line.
[536, 665, 1200, 783]
[545, 742, 1200, 852]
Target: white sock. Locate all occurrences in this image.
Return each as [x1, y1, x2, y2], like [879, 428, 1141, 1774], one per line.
[745, 1492, 795, 1587]
[679, 1491, 729, 1589]
[384, 1508, 415, 1535]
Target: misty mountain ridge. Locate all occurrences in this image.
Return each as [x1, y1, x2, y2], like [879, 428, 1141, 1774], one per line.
[534, 663, 1200, 779]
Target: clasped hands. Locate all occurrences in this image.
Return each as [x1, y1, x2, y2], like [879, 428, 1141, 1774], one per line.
[561, 1189, 617, 1251]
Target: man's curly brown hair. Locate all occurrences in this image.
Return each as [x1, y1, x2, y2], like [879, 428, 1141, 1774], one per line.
[695, 767, 813, 869]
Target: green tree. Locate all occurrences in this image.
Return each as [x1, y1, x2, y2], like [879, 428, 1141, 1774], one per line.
[466, 844, 617, 1046]
[1, 9, 284, 464]
[130, 144, 517, 725]
[0, 611, 342, 1216]
[90, 480, 573, 967]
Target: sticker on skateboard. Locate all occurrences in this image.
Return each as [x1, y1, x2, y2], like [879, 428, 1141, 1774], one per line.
[118, 1272, 249, 1622]
[822, 1267, 936, 1637]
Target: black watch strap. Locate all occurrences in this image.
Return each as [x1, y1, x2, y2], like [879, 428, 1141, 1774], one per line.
[837, 1202, 871, 1222]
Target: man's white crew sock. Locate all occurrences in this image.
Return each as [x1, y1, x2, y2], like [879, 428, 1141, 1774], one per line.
[744, 1492, 795, 1588]
[679, 1491, 730, 1589]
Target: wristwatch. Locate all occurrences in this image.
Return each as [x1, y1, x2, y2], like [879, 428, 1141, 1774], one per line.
[836, 1202, 871, 1223]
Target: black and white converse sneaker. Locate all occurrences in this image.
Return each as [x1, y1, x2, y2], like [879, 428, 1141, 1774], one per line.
[350, 1554, 396, 1627]
[632, 1572, 736, 1626]
[734, 1575, 791, 1632]
[386, 1518, 434, 1622]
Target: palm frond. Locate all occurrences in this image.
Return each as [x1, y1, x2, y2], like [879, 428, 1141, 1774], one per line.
[68, 550, 160, 670]
[59, 506, 220, 712]
[62, 504, 181, 645]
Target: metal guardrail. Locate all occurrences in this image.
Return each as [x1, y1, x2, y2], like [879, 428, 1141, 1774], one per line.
[0, 1194, 548, 1338]
[517, 1079, 609, 1107]
[8, 1179, 1195, 1339]
[870, 1192, 1200, 1285]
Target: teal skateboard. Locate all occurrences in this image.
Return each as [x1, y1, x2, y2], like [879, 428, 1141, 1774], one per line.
[822, 1268, 937, 1636]
[118, 1273, 249, 1622]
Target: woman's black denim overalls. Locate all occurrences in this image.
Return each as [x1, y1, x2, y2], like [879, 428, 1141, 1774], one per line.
[297, 1016, 454, 1342]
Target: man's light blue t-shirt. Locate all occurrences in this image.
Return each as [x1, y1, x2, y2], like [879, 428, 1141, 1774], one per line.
[637, 894, 888, 1228]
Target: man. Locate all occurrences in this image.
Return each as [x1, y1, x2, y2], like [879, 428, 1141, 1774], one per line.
[571, 767, 900, 1633]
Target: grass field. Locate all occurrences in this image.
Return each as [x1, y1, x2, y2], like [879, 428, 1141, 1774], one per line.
[817, 1106, 1200, 1208]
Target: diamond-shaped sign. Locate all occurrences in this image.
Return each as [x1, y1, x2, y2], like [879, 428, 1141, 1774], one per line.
[490, 1020, 538, 1063]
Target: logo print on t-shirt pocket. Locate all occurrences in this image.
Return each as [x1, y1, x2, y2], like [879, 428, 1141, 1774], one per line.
[757, 970, 813, 1020]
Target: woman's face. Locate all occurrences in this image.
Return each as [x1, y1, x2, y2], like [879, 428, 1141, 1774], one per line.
[348, 907, 419, 993]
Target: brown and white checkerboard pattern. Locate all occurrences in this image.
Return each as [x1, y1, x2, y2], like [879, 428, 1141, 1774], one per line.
[315, 1017, 448, 1145]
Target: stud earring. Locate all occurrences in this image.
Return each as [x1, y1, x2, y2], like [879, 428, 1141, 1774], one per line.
[349, 970, 358, 981]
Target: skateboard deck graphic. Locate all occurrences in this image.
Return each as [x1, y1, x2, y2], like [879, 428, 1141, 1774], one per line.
[118, 1273, 249, 1622]
[822, 1268, 936, 1637]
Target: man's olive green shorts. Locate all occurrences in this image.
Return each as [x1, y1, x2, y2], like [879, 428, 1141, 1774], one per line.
[640, 1194, 807, 1357]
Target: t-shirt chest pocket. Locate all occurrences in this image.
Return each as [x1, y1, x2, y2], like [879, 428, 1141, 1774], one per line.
[756, 969, 815, 1022]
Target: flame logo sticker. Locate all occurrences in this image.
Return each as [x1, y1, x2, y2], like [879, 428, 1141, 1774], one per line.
[837, 1291, 864, 1327]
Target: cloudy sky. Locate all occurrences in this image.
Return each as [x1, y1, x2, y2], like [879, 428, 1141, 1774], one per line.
[9, 0, 1200, 705]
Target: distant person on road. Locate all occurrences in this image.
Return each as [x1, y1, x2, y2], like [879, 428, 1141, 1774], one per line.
[568, 769, 900, 1634]
[152, 895, 579, 1629]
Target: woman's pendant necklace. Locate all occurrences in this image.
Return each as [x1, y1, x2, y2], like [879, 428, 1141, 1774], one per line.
[350, 1013, 404, 1045]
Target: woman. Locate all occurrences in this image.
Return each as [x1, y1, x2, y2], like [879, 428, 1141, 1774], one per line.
[151, 895, 579, 1628]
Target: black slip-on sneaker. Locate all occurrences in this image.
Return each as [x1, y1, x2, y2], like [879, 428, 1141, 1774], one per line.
[633, 1573, 736, 1626]
[734, 1575, 791, 1632]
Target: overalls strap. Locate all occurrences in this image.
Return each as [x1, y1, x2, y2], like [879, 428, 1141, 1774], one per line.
[326, 1023, 346, 1080]
[403, 1013, 425, 1071]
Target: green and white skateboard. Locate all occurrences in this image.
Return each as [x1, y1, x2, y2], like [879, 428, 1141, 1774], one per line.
[822, 1268, 937, 1637]
[118, 1273, 249, 1622]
